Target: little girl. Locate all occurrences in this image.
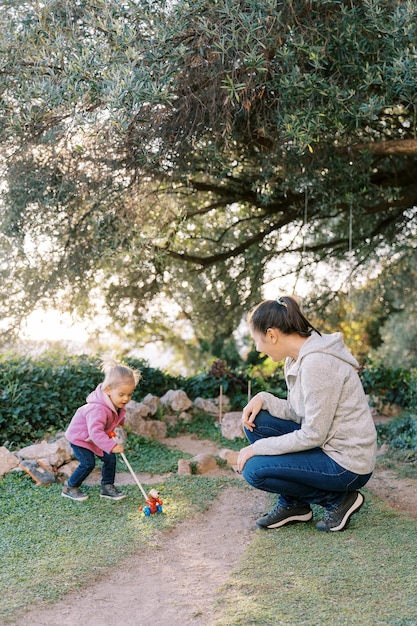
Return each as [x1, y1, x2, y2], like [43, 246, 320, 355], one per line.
[62, 358, 141, 502]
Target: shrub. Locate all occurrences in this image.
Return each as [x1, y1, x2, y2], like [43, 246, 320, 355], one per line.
[359, 364, 415, 409]
[376, 413, 417, 452]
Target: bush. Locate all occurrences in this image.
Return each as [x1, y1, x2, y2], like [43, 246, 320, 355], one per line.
[359, 364, 416, 409]
[376, 413, 417, 451]
[2, 351, 414, 450]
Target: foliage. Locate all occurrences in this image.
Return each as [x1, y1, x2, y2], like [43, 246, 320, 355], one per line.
[2, 350, 415, 450]
[0, 0, 417, 355]
[376, 413, 417, 453]
[0, 351, 286, 448]
[305, 248, 417, 365]
[359, 364, 416, 409]
[0, 352, 103, 446]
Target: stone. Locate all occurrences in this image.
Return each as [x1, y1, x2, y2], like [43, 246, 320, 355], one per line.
[194, 397, 219, 416]
[191, 453, 218, 474]
[125, 400, 151, 421]
[16, 436, 73, 469]
[177, 459, 192, 475]
[218, 448, 239, 466]
[160, 389, 193, 412]
[220, 412, 244, 440]
[141, 394, 160, 416]
[125, 415, 167, 440]
[57, 460, 79, 478]
[0, 446, 20, 477]
[19, 460, 55, 485]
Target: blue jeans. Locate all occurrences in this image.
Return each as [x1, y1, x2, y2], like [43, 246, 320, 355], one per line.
[68, 444, 117, 488]
[242, 410, 372, 509]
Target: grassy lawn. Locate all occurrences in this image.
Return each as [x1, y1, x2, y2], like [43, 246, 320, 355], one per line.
[2, 426, 417, 625]
[213, 490, 417, 625]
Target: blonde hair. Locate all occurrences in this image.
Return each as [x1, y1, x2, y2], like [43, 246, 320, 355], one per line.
[101, 357, 141, 389]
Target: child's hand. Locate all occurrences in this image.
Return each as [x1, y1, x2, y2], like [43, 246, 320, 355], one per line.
[111, 443, 124, 454]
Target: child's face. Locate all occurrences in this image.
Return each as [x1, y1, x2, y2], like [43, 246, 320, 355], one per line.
[105, 381, 135, 410]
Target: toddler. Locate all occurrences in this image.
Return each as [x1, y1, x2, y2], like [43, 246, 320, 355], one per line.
[62, 358, 141, 502]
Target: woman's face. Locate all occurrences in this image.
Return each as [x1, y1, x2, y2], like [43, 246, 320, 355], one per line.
[250, 327, 286, 362]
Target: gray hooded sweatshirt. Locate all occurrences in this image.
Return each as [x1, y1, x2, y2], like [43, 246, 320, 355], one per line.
[252, 331, 377, 475]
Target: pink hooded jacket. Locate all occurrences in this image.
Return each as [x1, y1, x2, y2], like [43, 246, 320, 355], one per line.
[65, 384, 126, 456]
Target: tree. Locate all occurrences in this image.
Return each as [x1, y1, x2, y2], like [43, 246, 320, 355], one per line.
[1, 0, 416, 355]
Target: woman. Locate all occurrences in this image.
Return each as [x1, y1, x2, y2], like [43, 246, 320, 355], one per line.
[237, 296, 377, 532]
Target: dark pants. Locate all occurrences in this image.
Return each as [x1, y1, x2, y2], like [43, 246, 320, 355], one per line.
[242, 410, 372, 509]
[68, 443, 116, 488]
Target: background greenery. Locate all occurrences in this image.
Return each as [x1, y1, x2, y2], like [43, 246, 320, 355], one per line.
[1, 352, 416, 449]
[0, 0, 416, 369]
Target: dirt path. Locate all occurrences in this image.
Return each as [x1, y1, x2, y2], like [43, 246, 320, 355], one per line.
[9, 485, 268, 626]
[8, 435, 417, 626]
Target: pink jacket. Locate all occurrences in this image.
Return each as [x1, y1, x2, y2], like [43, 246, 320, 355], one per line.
[65, 384, 126, 456]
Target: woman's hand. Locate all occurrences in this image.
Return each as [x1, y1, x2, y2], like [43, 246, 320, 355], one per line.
[111, 443, 124, 454]
[237, 445, 254, 473]
[241, 394, 263, 432]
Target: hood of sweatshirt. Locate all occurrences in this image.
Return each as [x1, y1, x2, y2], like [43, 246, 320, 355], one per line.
[286, 331, 359, 377]
[85, 384, 117, 414]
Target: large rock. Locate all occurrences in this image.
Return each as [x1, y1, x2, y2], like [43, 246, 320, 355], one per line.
[141, 394, 160, 416]
[125, 400, 151, 421]
[160, 389, 192, 412]
[220, 412, 244, 440]
[218, 448, 239, 466]
[0, 446, 20, 477]
[193, 397, 219, 416]
[16, 436, 73, 469]
[190, 453, 218, 474]
[125, 414, 167, 440]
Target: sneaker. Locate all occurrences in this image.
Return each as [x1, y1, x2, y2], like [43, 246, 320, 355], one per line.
[316, 491, 364, 532]
[256, 503, 313, 529]
[100, 484, 127, 501]
[62, 485, 89, 502]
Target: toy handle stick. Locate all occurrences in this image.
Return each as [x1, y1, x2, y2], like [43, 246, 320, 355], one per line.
[120, 451, 149, 501]
[109, 431, 149, 501]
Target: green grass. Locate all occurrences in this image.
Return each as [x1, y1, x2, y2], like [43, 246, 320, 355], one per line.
[213, 491, 417, 626]
[2, 429, 417, 625]
[0, 468, 233, 622]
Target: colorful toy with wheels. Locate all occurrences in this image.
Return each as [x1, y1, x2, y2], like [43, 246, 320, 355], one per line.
[141, 489, 164, 516]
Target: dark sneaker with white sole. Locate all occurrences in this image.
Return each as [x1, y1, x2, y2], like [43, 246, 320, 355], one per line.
[100, 484, 127, 501]
[62, 485, 89, 502]
[256, 503, 313, 529]
[316, 491, 365, 532]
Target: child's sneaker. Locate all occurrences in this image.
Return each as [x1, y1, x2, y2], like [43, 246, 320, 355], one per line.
[62, 485, 89, 501]
[100, 484, 127, 501]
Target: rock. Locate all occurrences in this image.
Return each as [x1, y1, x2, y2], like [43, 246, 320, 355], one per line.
[126, 415, 167, 440]
[124, 399, 167, 439]
[177, 459, 192, 475]
[194, 398, 219, 416]
[57, 460, 79, 478]
[16, 436, 73, 469]
[19, 460, 55, 485]
[191, 453, 218, 474]
[141, 394, 160, 416]
[218, 449, 239, 466]
[160, 389, 193, 412]
[125, 400, 151, 421]
[220, 412, 244, 440]
[0, 446, 20, 477]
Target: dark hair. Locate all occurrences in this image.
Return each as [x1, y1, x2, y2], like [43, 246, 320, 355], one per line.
[247, 296, 321, 337]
